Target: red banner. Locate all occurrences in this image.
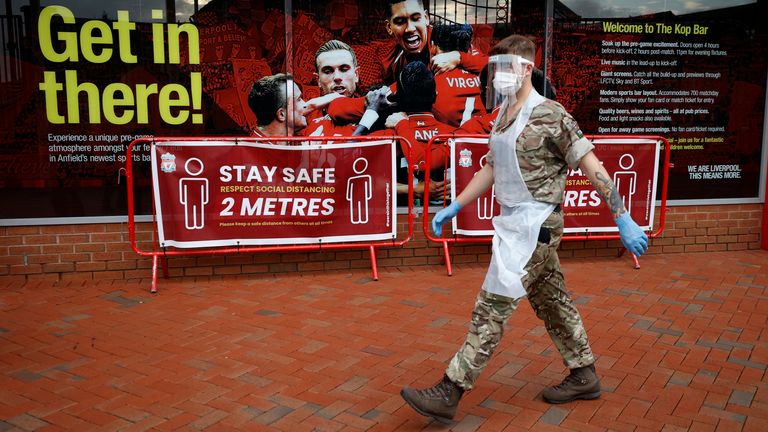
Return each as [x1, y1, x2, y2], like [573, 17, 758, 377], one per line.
[562, 137, 660, 233]
[448, 136, 660, 235]
[449, 137, 501, 235]
[151, 139, 397, 248]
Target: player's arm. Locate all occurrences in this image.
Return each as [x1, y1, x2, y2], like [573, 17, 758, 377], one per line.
[327, 96, 366, 123]
[455, 116, 486, 135]
[432, 47, 488, 75]
[459, 48, 488, 74]
[303, 93, 343, 114]
[328, 83, 398, 124]
[352, 87, 396, 136]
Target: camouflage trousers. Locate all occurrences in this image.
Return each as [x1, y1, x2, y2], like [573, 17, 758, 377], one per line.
[446, 210, 594, 390]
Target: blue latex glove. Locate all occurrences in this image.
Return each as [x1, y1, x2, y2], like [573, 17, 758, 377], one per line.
[616, 213, 649, 256]
[432, 201, 463, 236]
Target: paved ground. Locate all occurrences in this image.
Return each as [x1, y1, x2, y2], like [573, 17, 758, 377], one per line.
[1, 250, 767, 431]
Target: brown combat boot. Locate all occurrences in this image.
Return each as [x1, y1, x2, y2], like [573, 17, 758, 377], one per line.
[400, 375, 464, 423]
[542, 364, 601, 404]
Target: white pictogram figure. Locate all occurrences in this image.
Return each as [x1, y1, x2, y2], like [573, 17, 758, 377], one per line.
[476, 155, 500, 220]
[613, 154, 637, 215]
[346, 157, 372, 224]
[179, 158, 209, 230]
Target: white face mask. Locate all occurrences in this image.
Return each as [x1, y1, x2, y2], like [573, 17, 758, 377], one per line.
[492, 71, 524, 95]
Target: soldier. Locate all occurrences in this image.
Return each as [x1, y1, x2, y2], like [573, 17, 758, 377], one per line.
[457, 65, 556, 135]
[400, 34, 649, 423]
[384, 61, 452, 204]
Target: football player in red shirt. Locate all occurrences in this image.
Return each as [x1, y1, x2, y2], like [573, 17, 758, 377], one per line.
[301, 40, 361, 137]
[381, 0, 487, 84]
[247, 73, 308, 139]
[430, 24, 486, 127]
[385, 61, 452, 203]
[326, 0, 490, 126]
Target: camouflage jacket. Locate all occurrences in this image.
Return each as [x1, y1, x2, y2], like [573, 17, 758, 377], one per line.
[487, 99, 593, 204]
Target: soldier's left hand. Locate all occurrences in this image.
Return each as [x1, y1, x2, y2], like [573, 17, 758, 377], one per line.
[616, 213, 649, 256]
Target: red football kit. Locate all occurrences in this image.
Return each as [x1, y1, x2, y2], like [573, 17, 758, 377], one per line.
[328, 27, 488, 125]
[394, 112, 453, 173]
[301, 114, 357, 138]
[326, 69, 485, 128]
[433, 68, 486, 127]
[455, 106, 501, 135]
[325, 83, 398, 125]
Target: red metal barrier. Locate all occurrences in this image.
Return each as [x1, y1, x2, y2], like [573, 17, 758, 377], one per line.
[422, 134, 671, 275]
[127, 135, 413, 292]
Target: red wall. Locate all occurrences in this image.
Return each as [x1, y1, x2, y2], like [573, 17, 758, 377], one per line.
[0, 203, 763, 285]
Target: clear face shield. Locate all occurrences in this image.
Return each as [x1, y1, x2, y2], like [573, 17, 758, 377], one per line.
[484, 54, 534, 110]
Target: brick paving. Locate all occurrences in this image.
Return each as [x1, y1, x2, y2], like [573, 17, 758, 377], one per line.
[1, 250, 767, 431]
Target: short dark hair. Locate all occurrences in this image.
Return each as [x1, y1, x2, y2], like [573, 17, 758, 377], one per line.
[314, 39, 358, 70]
[396, 61, 436, 112]
[489, 34, 536, 62]
[248, 73, 294, 126]
[431, 23, 472, 53]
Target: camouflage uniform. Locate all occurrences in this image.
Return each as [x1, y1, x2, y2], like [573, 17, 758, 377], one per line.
[446, 99, 595, 390]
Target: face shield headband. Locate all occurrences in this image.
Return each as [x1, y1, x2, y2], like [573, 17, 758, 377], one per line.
[485, 54, 534, 110]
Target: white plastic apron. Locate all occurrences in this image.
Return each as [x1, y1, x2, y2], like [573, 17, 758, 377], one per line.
[482, 90, 555, 299]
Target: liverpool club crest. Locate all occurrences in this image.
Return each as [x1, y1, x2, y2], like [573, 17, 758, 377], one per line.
[161, 153, 176, 173]
[458, 148, 472, 168]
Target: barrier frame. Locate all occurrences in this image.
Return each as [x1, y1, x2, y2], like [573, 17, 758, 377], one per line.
[127, 135, 414, 292]
[763, 168, 768, 250]
[422, 134, 671, 275]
